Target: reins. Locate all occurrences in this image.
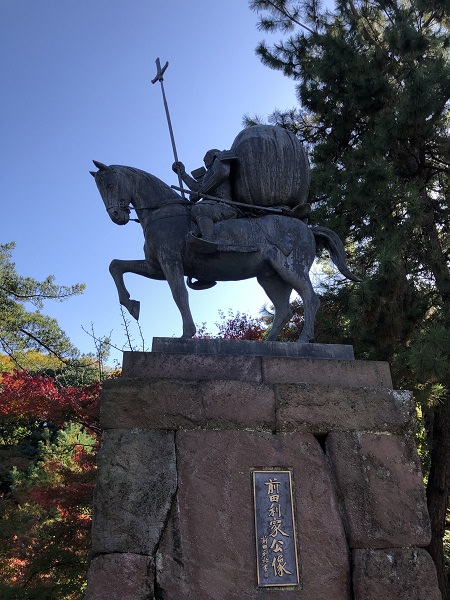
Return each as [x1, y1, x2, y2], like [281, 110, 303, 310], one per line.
[131, 200, 190, 225]
[133, 200, 189, 211]
[109, 199, 189, 224]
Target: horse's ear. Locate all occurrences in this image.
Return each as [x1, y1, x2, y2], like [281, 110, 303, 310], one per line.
[89, 171, 97, 178]
[92, 160, 110, 171]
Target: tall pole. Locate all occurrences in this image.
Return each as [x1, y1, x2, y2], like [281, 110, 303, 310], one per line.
[151, 58, 186, 199]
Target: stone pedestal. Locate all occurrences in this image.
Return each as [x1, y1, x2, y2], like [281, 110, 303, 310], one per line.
[85, 341, 441, 600]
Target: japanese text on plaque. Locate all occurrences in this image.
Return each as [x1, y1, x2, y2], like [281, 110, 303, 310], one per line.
[253, 469, 300, 588]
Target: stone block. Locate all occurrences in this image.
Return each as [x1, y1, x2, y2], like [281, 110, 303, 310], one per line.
[276, 384, 415, 434]
[85, 553, 154, 600]
[88, 355, 440, 599]
[151, 337, 355, 359]
[91, 429, 177, 555]
[157, 430, 351, 600]
[122, 351, 263, 382]
[262, 357, 392, 387]
[326, 431, 430, 547]
[121, 350, 393, 388]
[100, 378, 275, 431]
[352, 548, 441, 600]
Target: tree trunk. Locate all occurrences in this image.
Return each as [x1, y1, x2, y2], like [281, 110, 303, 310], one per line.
[419, 186, 450, 599]
[427, 393, 450, 600]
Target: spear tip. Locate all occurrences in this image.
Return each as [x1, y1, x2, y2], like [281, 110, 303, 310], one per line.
[151, 57, 169, 84]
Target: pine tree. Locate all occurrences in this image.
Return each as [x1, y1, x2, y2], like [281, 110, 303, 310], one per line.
[0, 242, 84, 364]
[0, 244, 107, 597]
[250, 0, 450, 595]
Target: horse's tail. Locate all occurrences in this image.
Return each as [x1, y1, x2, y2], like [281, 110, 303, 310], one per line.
[311, 225, 362, 282]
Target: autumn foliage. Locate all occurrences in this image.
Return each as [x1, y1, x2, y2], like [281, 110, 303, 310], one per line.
[215, 310, 267, 340]
[0, 370, 100, 429]
[195, 309, 266, 341]
[0, 368, 101, 600]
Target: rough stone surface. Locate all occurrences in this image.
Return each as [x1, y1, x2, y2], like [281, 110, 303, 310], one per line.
[352, 548, 442, 600]
[122, 351, 393, 389]
[100, 378, 275, 431]
[86, 352, 438, 600]
[122, 351, 263, 382]
[262, 356, 392, 387]
[84, 554, 154, 600]
[276, 384, 415, 434]
[91, 429, 177, 555]
[151, 337, 355, 359]
[157, 430, 351, 600]
[326, 431, 431, 548]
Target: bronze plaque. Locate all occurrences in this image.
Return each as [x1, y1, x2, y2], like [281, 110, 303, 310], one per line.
[252, 469, 300, 588]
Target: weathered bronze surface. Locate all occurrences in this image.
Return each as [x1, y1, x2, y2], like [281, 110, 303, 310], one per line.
[252, 469, 300, 588]
[91, 126, 361, 342]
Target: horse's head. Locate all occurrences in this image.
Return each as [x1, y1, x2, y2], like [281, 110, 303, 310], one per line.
[90, 161, 131, 225]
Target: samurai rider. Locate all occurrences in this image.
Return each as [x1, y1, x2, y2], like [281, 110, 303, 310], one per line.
[172, 149, 239, 251]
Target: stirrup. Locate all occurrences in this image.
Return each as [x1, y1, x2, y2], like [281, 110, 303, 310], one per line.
[186, 277, 217, 290]
[186, 233, 217, 254]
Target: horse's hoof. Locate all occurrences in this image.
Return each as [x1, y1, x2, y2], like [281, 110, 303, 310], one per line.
[181, 326, 196, 338]
[129, 300, 140, 320]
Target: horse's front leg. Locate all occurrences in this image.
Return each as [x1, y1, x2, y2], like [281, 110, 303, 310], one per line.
[161, 260, 196, 338]
[109, 259, 156, 320]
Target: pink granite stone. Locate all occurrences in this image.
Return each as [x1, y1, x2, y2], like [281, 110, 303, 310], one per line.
[276, 384, 414, 434]
[326, 431, 430, 547]
[122, 351, 263, 382]
[157, 430, 351, 600]
[262, 357, 392, 387]
[100, 378, 275, 431]
[353, 548, 441, 600]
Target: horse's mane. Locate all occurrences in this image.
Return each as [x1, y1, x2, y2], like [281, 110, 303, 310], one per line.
[111, 165, 181, 201]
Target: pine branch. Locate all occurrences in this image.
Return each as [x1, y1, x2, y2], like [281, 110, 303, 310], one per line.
[345, 0, 392, 61]
[0, 285, 81, 302]
[17, 327, 75, 365]
[251, 0, 316, 35]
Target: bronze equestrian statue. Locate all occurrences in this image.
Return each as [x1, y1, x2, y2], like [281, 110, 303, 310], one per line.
[91, 125, 360, 342]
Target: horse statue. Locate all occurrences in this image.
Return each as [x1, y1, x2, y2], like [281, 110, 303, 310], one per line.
[90, 161, 360, 343]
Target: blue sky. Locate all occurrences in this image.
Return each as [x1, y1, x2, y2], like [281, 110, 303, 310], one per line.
[1, 1, 298, 362]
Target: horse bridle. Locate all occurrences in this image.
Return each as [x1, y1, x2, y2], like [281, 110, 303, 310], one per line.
[104, 197, 131, 212]
[106, 193, 189, 225]
[103, 197, 142, 223]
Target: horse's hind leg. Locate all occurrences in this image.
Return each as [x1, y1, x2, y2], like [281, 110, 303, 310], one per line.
[294, 277, 320, 343]
[288, 274, 320, 343]
[271, 260, 320, 343]
[109, 259, 156, 320]
[257, 272, 292, 341]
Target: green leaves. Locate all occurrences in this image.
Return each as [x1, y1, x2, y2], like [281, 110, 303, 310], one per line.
[249, 1, 450, 592]
[0, 243, 84, 363]
[0, 370, 101, 599]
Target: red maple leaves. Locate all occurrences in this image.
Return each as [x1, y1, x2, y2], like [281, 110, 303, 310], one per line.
[0, 370, 100, 431]
[0, 369, 102, 595]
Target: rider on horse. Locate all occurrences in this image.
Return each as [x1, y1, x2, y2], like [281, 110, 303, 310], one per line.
[172, 149, 239, 252]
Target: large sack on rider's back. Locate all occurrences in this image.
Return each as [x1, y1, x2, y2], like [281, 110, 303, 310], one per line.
[230, 125, 310, 208]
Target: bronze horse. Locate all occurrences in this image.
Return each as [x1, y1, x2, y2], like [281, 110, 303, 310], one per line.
[91, 162, 360, 342]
